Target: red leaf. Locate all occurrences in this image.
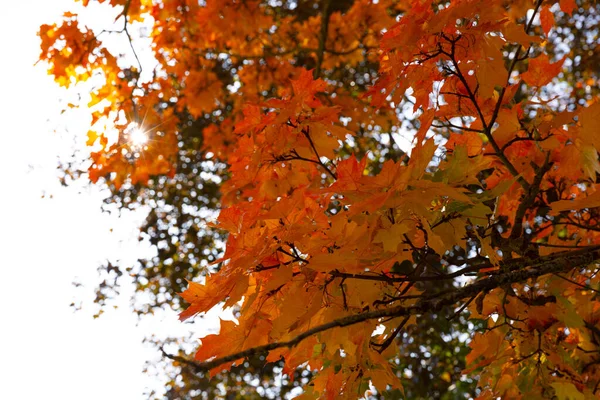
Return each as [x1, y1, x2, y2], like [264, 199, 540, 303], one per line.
[559, 0, 576, 15]
[540, 5, 555, 36]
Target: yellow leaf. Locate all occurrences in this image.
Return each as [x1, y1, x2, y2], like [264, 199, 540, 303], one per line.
[552, 188, 600, 212]
[263, 266, 293, 292]
[440, 371, 452, 383]
[86, 130, 99, 146]
[579, 102, 600, 150]
[551, 382, 585, 400]
[373, 223, 410, 253]
[492, 109, 521, 145]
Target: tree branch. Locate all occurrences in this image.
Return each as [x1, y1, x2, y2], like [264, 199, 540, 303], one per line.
[442, 38, 529, 190]
[371, 316, 409, 353]
[314, 0, 332, 79]
[329, 262, 491, 283]
[191, 247, 600, 372]
[487, 0, 543, 133]
[300, 128, 337, 179]
[160, 346, 204, 372]
[509, 153, 553, 241]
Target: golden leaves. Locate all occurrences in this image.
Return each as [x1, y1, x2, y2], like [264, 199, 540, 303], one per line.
[373, 222, 410, 253]
[578, 102, 600, 149]
[551, 382, 585, 400]
[38, 19, 97, 87]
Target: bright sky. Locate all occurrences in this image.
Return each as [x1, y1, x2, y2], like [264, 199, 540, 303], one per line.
[0, 2, 209, 398]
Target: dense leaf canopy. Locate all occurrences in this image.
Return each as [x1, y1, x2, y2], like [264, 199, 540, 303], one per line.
[40, 0, 600, 398]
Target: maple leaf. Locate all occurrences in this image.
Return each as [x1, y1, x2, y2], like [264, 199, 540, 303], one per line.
[540, 5, 555, 36]
[578, 102, 600, 149]
[465, 330, 505, 372]
[373, 223, 410, 253]
[233, 104, 265, 135]
[445, 131, 484, 157]
[492, 108, 521, 146]
[521, 54, 566, 87]
[552, 189, 600, 212]
[551, 382, 585, 400]
[503, 20, 542, 46]
[178, 272, 246, 321]
[291, 68, 327, 108]
[559, 0, 577, 16]
[328, 155, 367, 192]
[196, 315, 272, 376]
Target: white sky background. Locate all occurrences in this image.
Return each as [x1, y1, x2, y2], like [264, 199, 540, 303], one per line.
[0, 1, 219, 398]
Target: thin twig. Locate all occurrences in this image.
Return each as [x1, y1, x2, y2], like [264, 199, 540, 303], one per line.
[371, 316, 410, 353]
[300, 128, 337, 179]
[447, 294, 476, 321]
[553, 273, 600, 294]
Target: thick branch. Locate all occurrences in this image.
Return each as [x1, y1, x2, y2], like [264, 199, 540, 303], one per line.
[191, 247, 600, 372]
[330, 262, 490, 283]
[509, 154, 553, 241]
[314, 0, 332, 79]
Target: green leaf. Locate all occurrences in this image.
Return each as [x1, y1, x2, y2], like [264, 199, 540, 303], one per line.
[556, 295, 585, 329]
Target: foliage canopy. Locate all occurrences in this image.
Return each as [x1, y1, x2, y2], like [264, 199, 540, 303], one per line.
[40, 0, 600, 398]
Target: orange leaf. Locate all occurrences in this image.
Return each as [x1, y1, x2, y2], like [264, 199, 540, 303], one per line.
[552, 189, 600, 212]
[540, 5, 555, 36]
[291, 68, 327, 108]
[503, 20, 541, 46]
[446, 131, 484, 157]
[559, 0, 576, 16]
[179, 274, 239, 321]
[195, 315, 272, 376]
[521, 54, 565, 87]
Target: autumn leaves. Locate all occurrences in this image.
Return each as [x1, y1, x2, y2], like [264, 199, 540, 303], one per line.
[41, 0, 600, 398]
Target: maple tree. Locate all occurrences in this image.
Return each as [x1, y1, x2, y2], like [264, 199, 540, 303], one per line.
[40, 0, 600, 398]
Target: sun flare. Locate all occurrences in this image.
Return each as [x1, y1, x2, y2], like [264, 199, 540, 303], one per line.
[126, 123, 148, 147]
[130, 128, 148, 146]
